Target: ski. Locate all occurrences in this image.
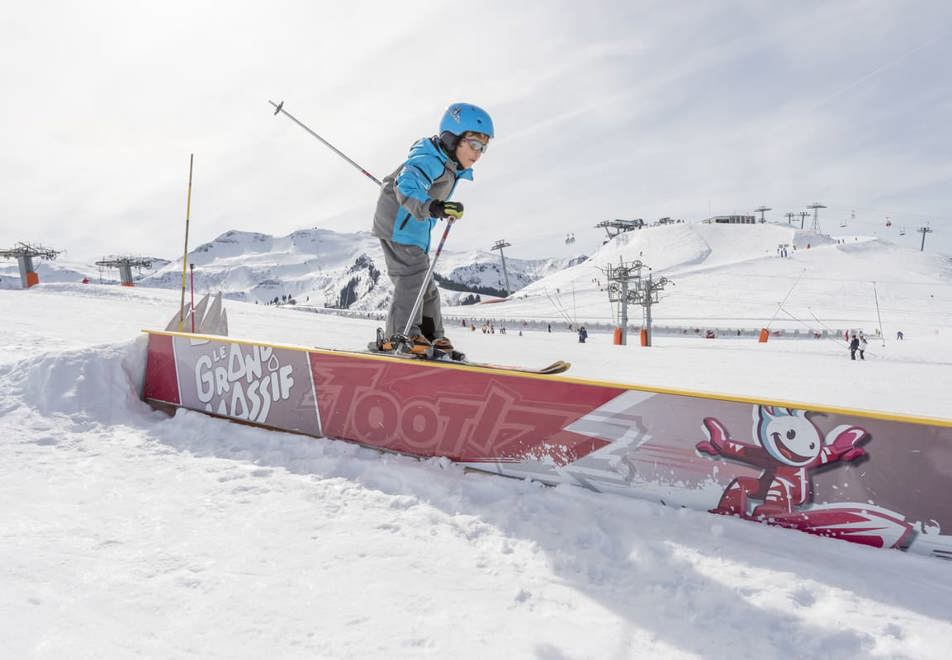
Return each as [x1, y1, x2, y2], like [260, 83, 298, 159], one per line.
[363, 343, 571, 375]
[462, 358, 571, 375]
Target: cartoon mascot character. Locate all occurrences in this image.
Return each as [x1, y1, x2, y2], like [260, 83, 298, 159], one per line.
[696, 406, 868, 519]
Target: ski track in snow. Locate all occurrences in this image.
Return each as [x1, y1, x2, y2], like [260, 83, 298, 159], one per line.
[2, 284, 952, 658]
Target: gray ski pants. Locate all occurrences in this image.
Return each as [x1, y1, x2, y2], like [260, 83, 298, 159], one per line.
[380, 239, 443, 339]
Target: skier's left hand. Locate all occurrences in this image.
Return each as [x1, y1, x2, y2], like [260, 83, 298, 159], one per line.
[429, 200, 464, 220]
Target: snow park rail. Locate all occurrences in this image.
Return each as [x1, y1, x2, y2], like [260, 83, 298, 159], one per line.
[142, 329, 952, 561]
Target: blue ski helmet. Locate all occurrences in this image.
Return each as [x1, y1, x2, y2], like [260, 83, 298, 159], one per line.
[439, 103, 494, 139]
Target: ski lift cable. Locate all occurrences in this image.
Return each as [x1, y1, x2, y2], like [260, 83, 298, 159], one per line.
[771, 199, 949, 223]
[765, 268, 808, 330]
[803, 307, 854, 349]
[543, 288, 574, 325]
[821, 203, 950, 223]
[779, 306, 880, 356]
[552, 293, 574, 325]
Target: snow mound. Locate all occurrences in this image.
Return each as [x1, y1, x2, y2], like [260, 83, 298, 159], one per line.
[0, 339, 148, 422]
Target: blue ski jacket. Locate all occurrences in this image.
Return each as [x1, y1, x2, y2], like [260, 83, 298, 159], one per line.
[372, 137, 474, 253]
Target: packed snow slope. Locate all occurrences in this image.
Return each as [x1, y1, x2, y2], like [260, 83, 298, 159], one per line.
[449, 222, 952, 336]
[2, 283, 952, 658]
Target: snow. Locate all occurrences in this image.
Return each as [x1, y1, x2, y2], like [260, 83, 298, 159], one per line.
[3, 227, 952, 657]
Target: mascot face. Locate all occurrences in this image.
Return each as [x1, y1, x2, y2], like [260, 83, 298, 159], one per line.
[756, 407, 822, 467]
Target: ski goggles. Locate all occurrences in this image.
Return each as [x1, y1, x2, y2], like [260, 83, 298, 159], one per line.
[460, 136, 489, 154]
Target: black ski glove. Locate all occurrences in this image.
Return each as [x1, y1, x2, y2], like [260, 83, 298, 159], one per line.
[429, 200, 464, 220]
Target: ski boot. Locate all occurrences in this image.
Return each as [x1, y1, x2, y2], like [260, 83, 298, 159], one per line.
[371, 328, 433, 358]
[432, 337, 454, 351]
[427, 336, 466, 362]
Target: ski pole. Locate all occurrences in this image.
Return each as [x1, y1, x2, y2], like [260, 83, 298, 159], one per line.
[268, 100, 382, 186]
[177, 153, 194, 332]
[401, 218, 455, 339]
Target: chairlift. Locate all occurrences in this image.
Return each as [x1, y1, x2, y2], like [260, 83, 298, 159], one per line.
[885, 217, 892, 228]
[565, 233, 576, 245]
[899, 226, 906, 236]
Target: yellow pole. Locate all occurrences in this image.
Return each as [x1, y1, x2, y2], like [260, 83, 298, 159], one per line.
[178, 154, 194, 331]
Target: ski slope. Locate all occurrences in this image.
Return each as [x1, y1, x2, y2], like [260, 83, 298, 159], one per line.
[450, 223, 952, 337]
[2, 283, 952, 658]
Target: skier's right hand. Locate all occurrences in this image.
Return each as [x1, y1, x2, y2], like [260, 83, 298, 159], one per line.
[429, 200, 464, 220]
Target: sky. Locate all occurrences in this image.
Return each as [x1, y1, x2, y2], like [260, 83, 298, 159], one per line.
[1, 0, 951, 264]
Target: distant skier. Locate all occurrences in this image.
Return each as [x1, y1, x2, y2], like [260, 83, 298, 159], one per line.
[858, 332, 868, 360]
[578, 326, 588, 343]
[849, 334, 859, 360]
[372, 103, 493, 353]
[896, 330, 904, 340]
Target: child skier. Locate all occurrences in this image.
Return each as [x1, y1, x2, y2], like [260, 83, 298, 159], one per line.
[372, 102, 493, 353]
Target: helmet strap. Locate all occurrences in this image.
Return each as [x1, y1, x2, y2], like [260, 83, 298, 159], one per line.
[439, 131, 461, 158]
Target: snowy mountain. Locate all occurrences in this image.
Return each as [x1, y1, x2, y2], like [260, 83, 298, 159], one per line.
[135, 228, 585, 309]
